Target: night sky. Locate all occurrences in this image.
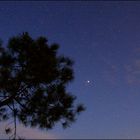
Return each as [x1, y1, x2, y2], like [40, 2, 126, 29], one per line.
[0, 1, 140, 139]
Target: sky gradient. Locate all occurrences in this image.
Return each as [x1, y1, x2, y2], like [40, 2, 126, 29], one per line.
[0, 1, 140, 139]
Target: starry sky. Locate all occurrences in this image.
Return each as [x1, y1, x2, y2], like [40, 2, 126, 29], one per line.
[0, 1, 140, 139]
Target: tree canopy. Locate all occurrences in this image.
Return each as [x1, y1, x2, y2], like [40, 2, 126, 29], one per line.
[0, 32, 85, 139]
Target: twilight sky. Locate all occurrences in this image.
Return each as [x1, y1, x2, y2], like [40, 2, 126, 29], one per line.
[0, 1, 140, 139]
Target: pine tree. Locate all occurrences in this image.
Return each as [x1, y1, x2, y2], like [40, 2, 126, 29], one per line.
[0, 32, 85, 139]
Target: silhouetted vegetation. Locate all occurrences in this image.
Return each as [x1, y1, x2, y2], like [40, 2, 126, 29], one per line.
[0, 32, 85, 139]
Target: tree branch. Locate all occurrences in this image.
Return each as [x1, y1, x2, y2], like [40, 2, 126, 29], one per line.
[0, 95, 15, 108]
[0, 85, 29, 108]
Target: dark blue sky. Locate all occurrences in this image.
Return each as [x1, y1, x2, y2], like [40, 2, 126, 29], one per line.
[0, 1, 140, 139]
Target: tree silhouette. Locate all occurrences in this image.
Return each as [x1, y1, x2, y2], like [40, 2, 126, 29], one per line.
[0, 32, 85, 139]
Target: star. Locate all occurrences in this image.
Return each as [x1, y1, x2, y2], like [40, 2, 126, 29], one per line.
[84, 80, 95, 86]
[85, 80, 92, 85]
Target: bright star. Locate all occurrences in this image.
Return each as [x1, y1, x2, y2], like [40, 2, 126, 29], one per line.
[86, 80, 90, 84]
